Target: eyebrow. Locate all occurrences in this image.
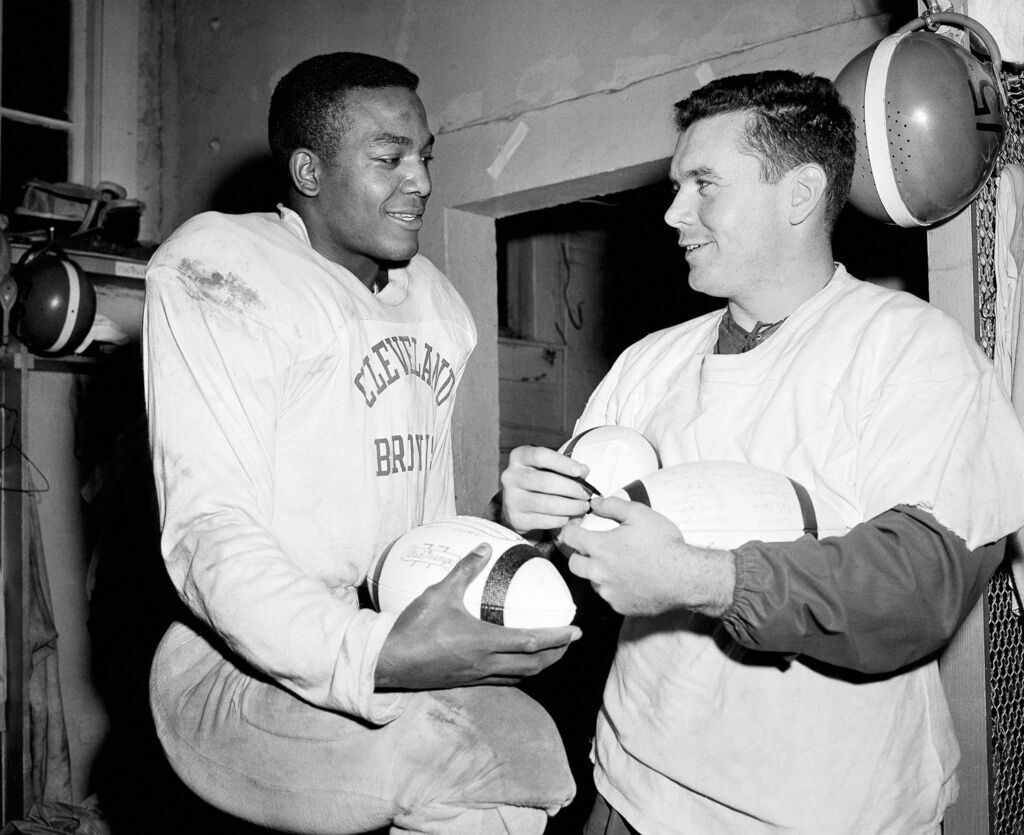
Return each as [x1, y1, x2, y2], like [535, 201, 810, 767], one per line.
[678, 165, 716, 181]
[370, 132, 435, 147]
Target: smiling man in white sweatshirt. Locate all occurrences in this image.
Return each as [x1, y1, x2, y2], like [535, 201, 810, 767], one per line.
[144, 51, 580, 835]
[501, 70, 1024, 834]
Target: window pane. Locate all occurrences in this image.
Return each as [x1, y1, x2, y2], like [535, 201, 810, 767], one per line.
[1, 117, 68, 221]
[2, 0, 71, 120]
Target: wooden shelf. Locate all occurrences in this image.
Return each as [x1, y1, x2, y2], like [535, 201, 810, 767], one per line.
[0, 343, 100, 374]
[8, 241, 150, 285]
[5, 238, 148, 349]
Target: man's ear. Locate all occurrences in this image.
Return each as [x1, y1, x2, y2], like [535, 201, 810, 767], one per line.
[788, 163, 827, 226]
[289, 149, 321, 198]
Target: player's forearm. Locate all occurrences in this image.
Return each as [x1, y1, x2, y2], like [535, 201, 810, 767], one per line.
[673, 542, 737, 618]
[720, 505, 1004, 673]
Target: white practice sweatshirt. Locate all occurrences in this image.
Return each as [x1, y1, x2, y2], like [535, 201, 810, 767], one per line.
[144, 206, 475, 726]
[575, 266, 1024, 833]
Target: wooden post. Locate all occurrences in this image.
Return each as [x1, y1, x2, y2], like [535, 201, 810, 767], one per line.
[1, 349, 31, 821]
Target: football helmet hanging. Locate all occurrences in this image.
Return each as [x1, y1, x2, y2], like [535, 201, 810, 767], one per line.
[834, 11, 1007, 227]
[12, 238, 96, 356]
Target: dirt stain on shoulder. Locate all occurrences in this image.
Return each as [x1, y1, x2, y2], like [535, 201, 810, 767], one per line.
[178, 257, 263, 312]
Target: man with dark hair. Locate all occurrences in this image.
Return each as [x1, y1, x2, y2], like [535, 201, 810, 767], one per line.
[672, 71, 855, 229]
[500, 69, 1024, 833]
[145, 51, 578, 835]
[267, 51, 421, 168]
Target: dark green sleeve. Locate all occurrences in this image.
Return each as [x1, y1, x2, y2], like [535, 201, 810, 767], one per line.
[721, 505, 1005, 674]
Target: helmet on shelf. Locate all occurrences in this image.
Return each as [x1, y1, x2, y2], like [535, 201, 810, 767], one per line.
[12, 246, 96, 356]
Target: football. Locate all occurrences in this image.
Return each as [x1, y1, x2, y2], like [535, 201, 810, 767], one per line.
[366, 516, 576, 628]
[559, 424, 660, 497]
[580, 460, 849, 548]
[558, 424, 661, 537]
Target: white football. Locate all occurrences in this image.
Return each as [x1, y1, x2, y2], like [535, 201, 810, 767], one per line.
[367, 516, 576, 628]
[559, 424, 660, 497]
[580, 460, 849, 548]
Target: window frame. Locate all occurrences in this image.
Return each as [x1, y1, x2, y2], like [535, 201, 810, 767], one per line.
[0, 0, 139, 213]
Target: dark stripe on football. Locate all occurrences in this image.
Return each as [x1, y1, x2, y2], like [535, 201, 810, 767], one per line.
[368, 539, 396, 610]
[786, 477, 819, 538]
[479, 544, 539, 625]
[622, 479, 651, 506]
[561, 427, 598, 458]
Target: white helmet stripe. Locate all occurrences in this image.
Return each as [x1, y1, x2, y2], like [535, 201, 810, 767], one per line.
[47, 259, 81, 353]
[864, 32, 926, 228]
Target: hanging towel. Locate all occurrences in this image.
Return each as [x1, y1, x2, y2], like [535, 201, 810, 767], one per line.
[26, 482, 73, 804]
[992, 164, 1024, 615]
[970, 0, 1024, 65]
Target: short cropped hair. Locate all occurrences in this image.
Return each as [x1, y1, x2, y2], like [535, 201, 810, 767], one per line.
[674, 70, 855, 229]
[269, 52, 419, 167]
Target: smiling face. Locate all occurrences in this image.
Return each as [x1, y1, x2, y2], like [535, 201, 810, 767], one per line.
[301, 85, 434, 284]
[664, 112, 792, 315]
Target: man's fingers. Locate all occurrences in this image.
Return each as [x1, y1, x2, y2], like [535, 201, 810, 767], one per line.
[531, 469, 593, 502]
[522, 625, 583, 647]
[521, 493, 590, 520]
[586, 495, 634, 522]
[468, 674, 527, 687]
[440, 544, 492, 594]
[509, 445, 589, 481]
[485, 622, 582, 651]
[566, 553, 595, 581]
[482, 643, 577, 678]
[558, 517, 595, 558]
[505, 493, 590, 534]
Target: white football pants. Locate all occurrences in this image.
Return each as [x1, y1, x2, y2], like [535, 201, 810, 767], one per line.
[150, 620, 575, 834]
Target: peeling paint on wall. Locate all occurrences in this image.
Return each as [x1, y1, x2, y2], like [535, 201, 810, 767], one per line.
[394, 0, 416, 64]
[516, 54, 583, 106]
[487, 121, 530, 179]
[695, 62, 717, 85]
[438, 89, 484, 132]
[631, 16, 664, 45]
[721, 9, 777, 38]
[610, 54, 679, 89]
[630, 1, 679, 45]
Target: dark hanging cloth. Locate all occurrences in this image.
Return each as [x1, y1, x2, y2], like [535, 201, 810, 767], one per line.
[25, 482, 74, 805]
